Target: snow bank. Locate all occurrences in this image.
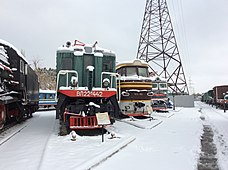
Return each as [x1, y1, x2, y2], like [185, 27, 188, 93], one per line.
[76, 136, 135, 170]
[39, 123, 136, 170]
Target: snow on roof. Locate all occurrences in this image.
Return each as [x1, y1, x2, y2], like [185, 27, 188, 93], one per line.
[39, 89, 56, 94]
[116, 59, 148, 69]
[0, 46, 9, 65]
[150, 76, 167, 82]
[57, 40, 116, 56]
[0, 39, 28, 63]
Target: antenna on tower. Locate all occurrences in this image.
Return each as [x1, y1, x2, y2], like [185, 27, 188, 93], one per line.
[136, 0, 189, 94]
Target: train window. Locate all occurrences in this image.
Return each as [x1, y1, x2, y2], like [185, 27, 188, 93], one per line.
[121, 67, 126, 76]
[84, 47, 93, 54]
[51, 94, 55, 99]
[160, 83, 167, 88]
[61, 57, 72, 70]
[20, 60, 24, 73]
[39, 93, 45, 100]
[138, 67, 148, 77]
[25, 64, 28, 75]
[116, 69, 121, 76]
[126, 67, 137, 76]
[103, 60, 113, 72]
[152, 83, 158, 89]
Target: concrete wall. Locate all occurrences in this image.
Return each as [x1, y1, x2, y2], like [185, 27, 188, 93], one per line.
[169, 95, 194, 107]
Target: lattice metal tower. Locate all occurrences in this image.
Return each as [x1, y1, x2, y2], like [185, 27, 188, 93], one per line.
[137, 0, 189, 94]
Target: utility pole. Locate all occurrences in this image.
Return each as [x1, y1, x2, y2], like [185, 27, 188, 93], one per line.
[137, 0, 189, 94]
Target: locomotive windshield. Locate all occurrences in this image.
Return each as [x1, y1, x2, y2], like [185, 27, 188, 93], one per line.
[138, 67, 148, 77]
[126, 67, 137, 76]
[122, 66, 148, 77]
[103, 58, 114, 72]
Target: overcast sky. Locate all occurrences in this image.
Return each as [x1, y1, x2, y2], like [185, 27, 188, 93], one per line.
[1, 0, 228, 93]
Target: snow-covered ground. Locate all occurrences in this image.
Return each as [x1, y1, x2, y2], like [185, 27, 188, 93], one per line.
[0, 102, 228, 170]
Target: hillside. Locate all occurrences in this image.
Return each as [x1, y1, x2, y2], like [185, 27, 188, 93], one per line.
[35, 67, 56, 90]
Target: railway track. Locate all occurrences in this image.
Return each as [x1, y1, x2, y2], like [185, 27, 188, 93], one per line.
[0, 115, 34, 135]
[0, 116, 34, 146]
[0, 123, 28, 146]
[0, 111, 55, 170]
[0, 122, 17, 134]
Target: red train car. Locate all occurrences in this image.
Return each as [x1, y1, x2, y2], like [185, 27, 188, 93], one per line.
[213, 85, 228, 110]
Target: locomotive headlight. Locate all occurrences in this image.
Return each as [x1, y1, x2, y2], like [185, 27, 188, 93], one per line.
[147, 92, 153, 96]
[102, 78, 110, 88]
[71, 76, 78, 87]
[121, 91, 130, 96]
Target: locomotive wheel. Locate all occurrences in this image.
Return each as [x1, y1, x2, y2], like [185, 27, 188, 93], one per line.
[0, 105, 6, 129]
[15, 109, 24, 122]
[26, 110, 33, 118]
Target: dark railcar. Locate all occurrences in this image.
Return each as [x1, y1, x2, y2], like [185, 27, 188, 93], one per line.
[26, 66, 39, 113]
[201, 90, 213, 105]
[0, 39, 39, 129]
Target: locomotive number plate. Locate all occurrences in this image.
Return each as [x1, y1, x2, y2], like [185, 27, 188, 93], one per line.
[76, 91, 103, 97]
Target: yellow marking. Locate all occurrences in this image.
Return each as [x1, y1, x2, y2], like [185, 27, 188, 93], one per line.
[118, 82, 152, 85]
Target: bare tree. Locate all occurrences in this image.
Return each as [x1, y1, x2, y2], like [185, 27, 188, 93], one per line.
[31, 57, 43, 70]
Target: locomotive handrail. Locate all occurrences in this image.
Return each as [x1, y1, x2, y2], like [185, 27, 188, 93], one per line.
[116, 73, 121, 102]
[101, 72, 120, 101]
[55, 70, 78, 101]
[101, 72, 117, 88]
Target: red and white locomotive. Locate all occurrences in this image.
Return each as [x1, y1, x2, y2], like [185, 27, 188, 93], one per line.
[55, 40, 122, 135]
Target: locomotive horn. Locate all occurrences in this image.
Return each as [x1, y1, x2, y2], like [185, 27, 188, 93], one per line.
[66, 41, 71, 48]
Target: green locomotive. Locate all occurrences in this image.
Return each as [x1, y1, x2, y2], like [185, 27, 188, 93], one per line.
[56, 40, 121, 135]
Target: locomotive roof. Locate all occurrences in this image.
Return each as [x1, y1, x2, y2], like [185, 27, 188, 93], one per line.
[0, 39, 29, 63]
[116, 59, 148, 69]
[57, 41, 116, 57]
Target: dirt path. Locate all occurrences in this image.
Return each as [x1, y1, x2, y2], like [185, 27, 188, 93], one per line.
[198, 124, 219, 170]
